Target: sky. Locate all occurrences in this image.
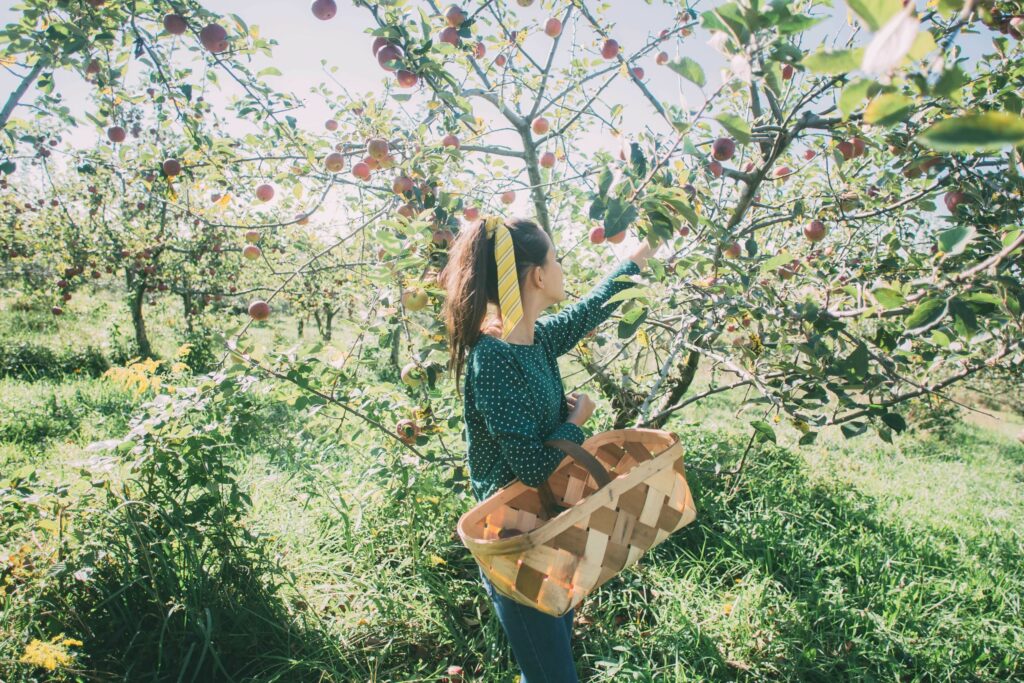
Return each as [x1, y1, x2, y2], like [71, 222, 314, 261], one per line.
[0, 1, 992, 251]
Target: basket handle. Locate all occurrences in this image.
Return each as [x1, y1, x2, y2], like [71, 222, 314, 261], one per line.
[535, 439, 615, 520]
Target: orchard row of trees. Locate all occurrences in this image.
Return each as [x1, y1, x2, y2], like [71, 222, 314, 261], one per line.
[2, 0, 1023, 465]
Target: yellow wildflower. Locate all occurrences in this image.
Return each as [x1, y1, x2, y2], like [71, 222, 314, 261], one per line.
[19, 634, 81, 671]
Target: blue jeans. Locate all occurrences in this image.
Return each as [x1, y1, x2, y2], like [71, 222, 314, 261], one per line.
[478, 566, 578, 683]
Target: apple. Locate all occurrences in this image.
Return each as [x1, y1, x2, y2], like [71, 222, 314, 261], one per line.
[723, 242, 741, 258]
[545, 17, 562, 37]
[589, 226, 606, 244]
[371, 36, 390, 56]
[52, 306, 63, 316]
[656, 51, 669, 65]
[163, 13, 187, 35]
[162, 158, 181, 177]
[364, 155, 380, 170]
[607, 229, 626, 244]
[396, 69, 418, 88]
[402, 287, 428, 311]
[199, 23, 228, 53]
[367, 138, 389, 160]
[376, 44, 403, 71]
[516, 0, 534, 5]
[464, 206, 480, 221]
[352, 162, 371, 180]
[445, 5, 466, 27]
[852, 137, 866, 158]
[439, 27, 461, 46]
[325, 118, 338, 131]
[804, 220, 826, 242]
[772, 166, 792, 182]
[325, 152, 345, 172]
[803, 149, 815, 160]
[255, 183, 275, 202]
[500, 190, 515, 204]
[393, 175, 414, 194]
[442, 664, 465, 683]
[432, 229, 455, 247]
[401, 362, 424, 387]
[245, 230, 261, 243]
[474, 41, 485, 59]
[712, 137, 735, 161]
[678, 225, 691, 237]
[86, 59, 100, 76]
[296, 213, 310, 225]
[837, 141, 855, 161]
[495, 54, 507, 67]
[781, 63, 794, 80]
[944, 190, 966, 212]
[708, 160, 723, 178]
[540, 151, 555, 168]
[396, 418, 421, 445]
[442, 134, 460, 149]
[601, 38, 619, 59]
[248, 300, 270, 321]
[532, 117, 549, 135]
[632, 66, 645, 79]
[311, 0, 336, 20]
[107, 126, 126, 143]
[242, 244, 262, 260]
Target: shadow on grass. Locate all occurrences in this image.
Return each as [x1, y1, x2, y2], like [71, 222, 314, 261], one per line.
[633, 428, 1024, 682]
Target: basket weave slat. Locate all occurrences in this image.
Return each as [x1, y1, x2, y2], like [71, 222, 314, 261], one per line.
[458, 428, 697, 616]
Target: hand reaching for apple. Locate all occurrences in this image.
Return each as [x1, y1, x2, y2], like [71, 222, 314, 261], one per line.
[628, 234, 663, 270]
[566, 391, 595, 427]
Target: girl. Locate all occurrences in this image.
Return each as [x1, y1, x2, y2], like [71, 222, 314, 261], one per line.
[440, 215, 660, 682]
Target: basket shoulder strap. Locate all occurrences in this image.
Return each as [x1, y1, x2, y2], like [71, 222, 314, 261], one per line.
[543, 439, 614, 488]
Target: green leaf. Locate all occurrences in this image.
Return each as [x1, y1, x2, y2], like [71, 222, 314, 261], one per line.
[881, 412, 907, 432]
[617, 307, 648, 338]
[949, 298, 979, 340]
[603, 197, 639, 237]
[841, 421, 868, 439]
[864, 93, 913, 127]
[715, 113, 751, 145]
[937, 225, 976, 256]
[798, 431, 819, 446]
[904, 297, 948, 335]
[871, 286, 906, 309]
[801, 48, 864, 75]
[597, 168, 614, 197]
[667, 57, 706, 87]
[847, 0, 903, 30]
[760, 251, 794, 274]
[933, 66, 968, 104]
[838, 79, 879, 119]
[916, 113, 1024, 152]
[750, 420, 777, 444]
[257, 67, 282, 77]
[907, 31, 937, 61]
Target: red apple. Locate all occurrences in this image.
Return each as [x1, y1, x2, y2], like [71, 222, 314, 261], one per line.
[363, 155, 380, 171]
[445, 4, 466, 27]
[255, 184, 275, 202]
[708, 160, 723, 178]
[781, 63, 794, 80]
[532, 117, 549, 135]
[248, 300, 270, 321]
[656, 51, 669, 65]
[245, 230, 261, 243]
[474, 41, 486, 59]
[540, 151, 555, 168]
[495, 54, 507, 67]
[371, 36, 391, 56]
[607, 229, 626, 244]
[366, 137, 389, 160]
[772, 166, 792, 182]
[601, 38, 619, 60]
[545, 17, 562, 37]
[632, 66, 645, 79]
[803, 149, 815, 160]
[352, 161, 371, 180]
[432, 229, 455, 247]
[396, 69, 418, 87]
[325, 152, 345, 172]
[107, 126, 126, 143]
[944, 190, 966, 212]
[242, 244, 262, 260]
[442, 134, 461, 149]
[396, 418, 421, 445]
[723, 242, 741, 258]
[52, 306, 63, 316]
[501, 190, 515, 204]
[852, 137, 866, 158]
[589, 226, 606, 244]
[376, 44, 403, 71]
[393, 175, 414, 194]
[325, 118, 338, 131]
[439, 27, 461, 46]
[712, 137, 735, 161]
[86, 59, 100, 76]
[678, 225, 691, 237]
[162, 158, 181, 177]
[199, 23, 228, 53]
[163, 13, 187, 35]
[464, 206, 480, 221]
[837, 141, 855, 161]
[804, 220, 826, 242]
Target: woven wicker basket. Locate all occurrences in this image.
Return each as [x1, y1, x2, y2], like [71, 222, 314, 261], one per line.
[457, 428, 696, 617]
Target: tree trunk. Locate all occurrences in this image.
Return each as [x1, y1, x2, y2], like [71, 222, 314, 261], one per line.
[297, 316, 304, 338]
[181, 291, 194, 334]
[129, 285, 154, 359]
[321, 305, 334, 341]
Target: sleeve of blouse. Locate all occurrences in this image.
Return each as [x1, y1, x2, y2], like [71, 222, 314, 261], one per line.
[472, 346, 586, 488]
[537, 258, 642, 357]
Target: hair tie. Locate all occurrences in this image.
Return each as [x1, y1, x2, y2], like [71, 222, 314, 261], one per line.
[483, 215, 523, 341]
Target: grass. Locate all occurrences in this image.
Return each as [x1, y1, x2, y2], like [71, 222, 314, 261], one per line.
[1, 289, 1022, 681]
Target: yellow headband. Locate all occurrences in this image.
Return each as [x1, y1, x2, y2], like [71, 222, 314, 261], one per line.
[483, 215, 523, 341]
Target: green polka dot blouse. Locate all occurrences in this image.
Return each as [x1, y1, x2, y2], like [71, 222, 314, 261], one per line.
[463, 258, 642, 502]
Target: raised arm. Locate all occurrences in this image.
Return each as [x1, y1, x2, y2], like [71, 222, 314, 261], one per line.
[472, 346, 586, 487]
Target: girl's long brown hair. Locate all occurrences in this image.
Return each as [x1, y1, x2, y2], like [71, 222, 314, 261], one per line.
[439, 216, 550, 399]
